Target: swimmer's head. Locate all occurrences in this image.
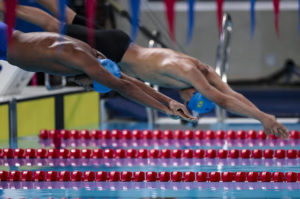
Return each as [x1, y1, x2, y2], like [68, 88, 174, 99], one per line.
[0, 22, 8, 60]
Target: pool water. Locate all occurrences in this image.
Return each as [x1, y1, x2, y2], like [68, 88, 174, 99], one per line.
[1, 122, 300, 199]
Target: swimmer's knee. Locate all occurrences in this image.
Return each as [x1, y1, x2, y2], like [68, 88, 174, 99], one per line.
[187, 61, 210, 75]
[200, 64, 211, 75]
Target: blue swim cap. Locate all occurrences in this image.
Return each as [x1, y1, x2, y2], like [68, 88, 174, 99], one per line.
[187, 92, 215, 114]
[0, 22, 8, 60]
[93, 59, 121, 93]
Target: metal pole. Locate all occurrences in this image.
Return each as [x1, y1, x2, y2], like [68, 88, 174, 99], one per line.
[9, 98, 17, 148]
[45, 74, 67, 90]
[215, 13, 232, 123]
[99, 98, 108, 130]
[145, 82, 158, 130]
[145, 31, 160, 130]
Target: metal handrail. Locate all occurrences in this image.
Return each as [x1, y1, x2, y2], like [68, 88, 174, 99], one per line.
[45, 74, 67, 90]
[9, 98, 17, 149]
[215, 13, 233, 122]
[145, 31, 161, 129]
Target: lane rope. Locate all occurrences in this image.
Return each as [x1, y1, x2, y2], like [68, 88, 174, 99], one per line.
[39, 129, 300, 140]
[1, 148, 299, 159]
[0, 170, 298, 182]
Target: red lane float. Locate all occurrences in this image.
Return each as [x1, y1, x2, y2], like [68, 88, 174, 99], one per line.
[234, 172, 246, 182]
[229, 149, 239, 159]
[71, 171, 83, 181]
[59, 171, 70, 181]
[218, 149, 227, 159]
[34, 171, 45, 182]
[146, 171, 157, 182]
[222, 172, 233, 182]
[46, 171, 58, 182]
[247, 172, 258, 182]
[137, 149, 149, 158]
[260, 172, 272, 182]
[47, 149, 59, 158]
[1, 170, 300, 182]
[134, 171, 145, 182]
[39, 129, 300, 140]
[159, 171, 170, 182]
[183, 149, 194, 158]
[84, 171, 95, 182]
[21, 171, 33, 181]
[194, 149, 205, 158]
[209, 172, 221, 182]
[9, 171, 21, 181]
[0, 171, 9, 181]
[252, 149, 262, 159]
[121, 171, 132, 182]
[216, 130, 225, 139]
[196, 172, 207, 182]
[171, 171, 182, 182]
[2, 148, 300, 160]
[149, 149, 160, 158]
[115, 149, 125, 159]
[184, 171, 195, 182]
[96, 171, 108, 181]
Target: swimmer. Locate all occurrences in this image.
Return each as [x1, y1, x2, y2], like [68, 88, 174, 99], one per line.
[0, 2, 289, 138]
[0, 22, 196, 122]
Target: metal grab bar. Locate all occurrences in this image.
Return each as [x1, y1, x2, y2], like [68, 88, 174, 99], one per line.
[9, 98, 17, 149]
[215, 13, 233, 122]
[45, 74, 67, 90]
[145, 31, 161, 129]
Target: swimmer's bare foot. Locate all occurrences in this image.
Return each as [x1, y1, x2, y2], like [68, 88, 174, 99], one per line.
[262, 114, 289, 139]
[168, 100, 197, 122]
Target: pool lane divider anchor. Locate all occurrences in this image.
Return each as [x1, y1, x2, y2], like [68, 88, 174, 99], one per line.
[0, 170, 299, 183]
[1, 148, 300, 160]
[39, 129, 300, 140]
[9, 98, 17, 149]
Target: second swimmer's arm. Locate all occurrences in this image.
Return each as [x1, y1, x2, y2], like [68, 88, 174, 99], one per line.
[35, 0, 76, 24]
[0, 4, 60, 32]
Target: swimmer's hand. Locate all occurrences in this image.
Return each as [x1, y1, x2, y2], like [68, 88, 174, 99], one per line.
[262, 115, 289, 139]
[167, 101, 198, 122]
